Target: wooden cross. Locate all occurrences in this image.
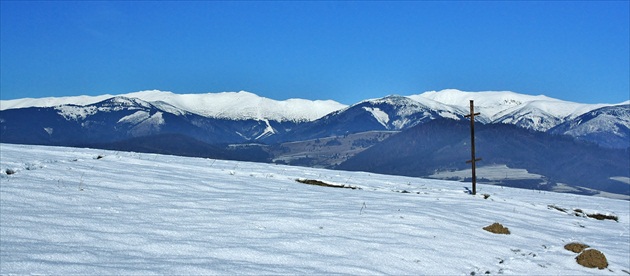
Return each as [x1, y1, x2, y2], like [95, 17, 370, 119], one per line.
[464, 100, 481, 195]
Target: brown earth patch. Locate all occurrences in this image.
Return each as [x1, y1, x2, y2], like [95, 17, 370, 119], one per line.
[586, 213, 619, 222]
[549, 205, 619, 222]
[483, 222, 510, 234]
[564, 242, 589, 253]
[295, 179, 361, 190]
[576, 249, 608, 269]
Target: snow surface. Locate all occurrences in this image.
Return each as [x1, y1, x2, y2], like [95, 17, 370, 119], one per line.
[1, 144, 629, 275]
[362, 107, 390, 127]
[429, 165, 546, 181]
[55, 105, 98, 121]
[118, 111, 151, 125]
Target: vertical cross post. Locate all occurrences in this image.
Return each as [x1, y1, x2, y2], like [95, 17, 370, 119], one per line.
[464, 100, 481, 195]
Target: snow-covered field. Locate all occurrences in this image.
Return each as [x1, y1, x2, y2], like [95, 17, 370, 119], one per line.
[1, 143, 628, 275]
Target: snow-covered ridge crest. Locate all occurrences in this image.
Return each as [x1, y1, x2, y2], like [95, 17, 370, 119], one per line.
[410, 89, 616, 131]
[54, 96, 161, 121]
[128, 90, 347, 122]
[414, 89, 611, 119]
[2, 88, 624, 127]
[0, 90, 347, 122]
[347, 95, 466, 129]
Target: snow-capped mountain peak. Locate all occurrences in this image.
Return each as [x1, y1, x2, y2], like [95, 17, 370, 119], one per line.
[333, 95, 465, 130]
[416, 89, 561, 118]
[0, 90, 347, 122]
[53, 96, 167, 121]
[120, 90, 348, 122]
[411, 89, 613, 131]
[550, 104, 630, 149]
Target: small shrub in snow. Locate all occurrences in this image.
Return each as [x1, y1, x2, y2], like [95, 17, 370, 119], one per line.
[483, 222, 510, 234]
[564, 242, 589, 253]
[548, 205, 568, 213]
[586, 213, 618, 222]
[295, 178, 361, 190]
[576, 249, 608, 269]
[549, 205, 618, 222]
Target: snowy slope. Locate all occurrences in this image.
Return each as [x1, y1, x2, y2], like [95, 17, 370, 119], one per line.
[0, 90, 347, 122]
[1, 144, 628, 275]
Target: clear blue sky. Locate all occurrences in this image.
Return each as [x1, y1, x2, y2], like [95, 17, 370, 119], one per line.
[1, 1, 628, 104]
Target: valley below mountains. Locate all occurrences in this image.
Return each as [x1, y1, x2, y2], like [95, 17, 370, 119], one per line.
[1, 89, 628, 199]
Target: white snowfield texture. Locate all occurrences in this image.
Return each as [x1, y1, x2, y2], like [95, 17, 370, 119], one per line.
[1, 144, 628, 275]
[362, 106, 390, 127]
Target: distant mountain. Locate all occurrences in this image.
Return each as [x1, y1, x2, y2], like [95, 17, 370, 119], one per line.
[0, 96, 296, 146]
[2, 90, 627, 147]
[412, 89, 609, 131]
[2, 89, 628, 148]
[270, 95, 465, 142]
[0, 90, 347, 123]
[549, 104, 630, 149]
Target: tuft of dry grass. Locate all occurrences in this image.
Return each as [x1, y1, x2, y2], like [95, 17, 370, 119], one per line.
[295, 179, 360, 190]
[586, 213, 619, 222]
[483, 222, 510, 234]
[564, 242, 589, 253]
[576, 249, 608, 269]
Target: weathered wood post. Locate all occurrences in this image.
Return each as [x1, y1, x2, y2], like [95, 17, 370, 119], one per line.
[464, 100, 481, 195]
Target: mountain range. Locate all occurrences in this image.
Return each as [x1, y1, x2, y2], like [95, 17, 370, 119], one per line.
[1, 89, 628, 198]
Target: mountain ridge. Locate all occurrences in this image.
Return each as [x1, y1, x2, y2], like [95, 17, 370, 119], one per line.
[2, 89, 628, 148]
[2, 89, 625, 123]
[0, 90, 347, 123]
